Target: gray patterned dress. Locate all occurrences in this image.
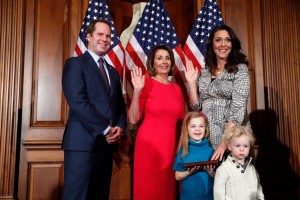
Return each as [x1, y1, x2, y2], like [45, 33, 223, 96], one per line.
[191, 64, 251, 149]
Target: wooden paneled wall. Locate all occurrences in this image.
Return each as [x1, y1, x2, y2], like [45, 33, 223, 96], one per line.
[262, 0, 300, 158]
[256, 0, 300, 198]
[0, 0, 23, 199]
[0, 0, 300, 199]
[17, 0, 83, 199]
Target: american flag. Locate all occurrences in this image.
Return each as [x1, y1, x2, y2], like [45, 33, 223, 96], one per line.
[183, 0, 224, 70]
[74, 0, 124, 80]
[125, 0, 188, 104]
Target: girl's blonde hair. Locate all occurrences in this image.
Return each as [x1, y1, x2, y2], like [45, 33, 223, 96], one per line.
[177, 111, 209, 158]
[223, 125, 255, 146]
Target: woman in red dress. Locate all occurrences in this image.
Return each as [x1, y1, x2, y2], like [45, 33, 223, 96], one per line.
[128, 45, 185, 200]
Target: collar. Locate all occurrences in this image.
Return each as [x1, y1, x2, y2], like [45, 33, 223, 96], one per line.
[227, 154, 252, 173]
[87, 49, 104, 64]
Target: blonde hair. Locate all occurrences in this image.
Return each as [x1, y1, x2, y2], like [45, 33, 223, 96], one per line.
[223, 125, 255, 146]
[177, 111, 209, 158]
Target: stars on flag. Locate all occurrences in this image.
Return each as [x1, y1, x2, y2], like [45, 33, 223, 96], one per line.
[78, 0, 120, 50]
[183, 0, 224, 70]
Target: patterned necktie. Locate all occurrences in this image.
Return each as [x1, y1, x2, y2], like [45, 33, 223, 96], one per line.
[98, 58, 110, 92]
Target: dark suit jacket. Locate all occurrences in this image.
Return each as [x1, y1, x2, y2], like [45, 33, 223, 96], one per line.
[62, 51, 127, 152]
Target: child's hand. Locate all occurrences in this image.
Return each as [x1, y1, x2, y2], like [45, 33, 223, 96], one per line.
[203, 165, 216, 177]
[186, 166, 202, 173]
[203, 164, 215, 171]
[175, 167, 201, 181]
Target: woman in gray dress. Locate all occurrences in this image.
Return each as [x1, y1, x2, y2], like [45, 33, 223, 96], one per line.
[184, 24, 250, 161]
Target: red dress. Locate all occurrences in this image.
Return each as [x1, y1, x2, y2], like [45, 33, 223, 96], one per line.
[134, 78, 185, 200]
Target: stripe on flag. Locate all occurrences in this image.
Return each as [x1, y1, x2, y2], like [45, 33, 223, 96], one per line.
[73, 0, 125, 85]
[125, 0, 188, 106]
[183, 0, 224, 70]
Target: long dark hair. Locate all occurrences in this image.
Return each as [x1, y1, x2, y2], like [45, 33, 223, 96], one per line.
[205, 24, 248, 74]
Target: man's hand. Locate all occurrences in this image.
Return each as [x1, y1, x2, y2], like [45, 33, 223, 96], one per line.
[106, 126, 122, 144]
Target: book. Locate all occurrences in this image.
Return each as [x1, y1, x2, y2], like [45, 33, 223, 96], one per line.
[184, 160, 219, 169]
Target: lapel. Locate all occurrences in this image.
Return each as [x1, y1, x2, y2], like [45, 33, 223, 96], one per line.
[83, 51, 111, 95]
[103, 59, 115, 95]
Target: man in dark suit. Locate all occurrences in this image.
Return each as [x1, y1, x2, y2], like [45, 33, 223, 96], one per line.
[62, 19, 127, 200]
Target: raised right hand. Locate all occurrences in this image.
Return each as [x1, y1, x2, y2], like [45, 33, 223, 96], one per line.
[131, 67, 145, 91]
[184, 60, 199, 84]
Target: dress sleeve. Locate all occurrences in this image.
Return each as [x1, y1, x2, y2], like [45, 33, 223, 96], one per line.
[176, 84, 185, 119]
[173, 151, 185, 172]
[224, 64, 250, 124]
[137, 77, 152, 120]
[189, 74, 203, 111]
